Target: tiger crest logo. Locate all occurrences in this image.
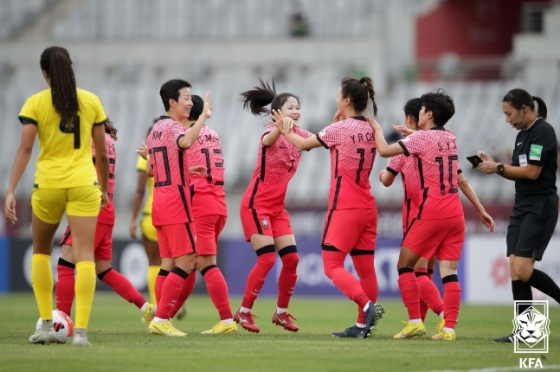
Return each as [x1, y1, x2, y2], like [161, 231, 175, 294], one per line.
[513, 301, 550, 354]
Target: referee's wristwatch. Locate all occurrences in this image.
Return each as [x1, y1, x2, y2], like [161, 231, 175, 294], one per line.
[496, 163, 505, 175]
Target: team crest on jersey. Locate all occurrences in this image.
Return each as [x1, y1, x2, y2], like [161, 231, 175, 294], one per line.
[262, 218, 269, 229]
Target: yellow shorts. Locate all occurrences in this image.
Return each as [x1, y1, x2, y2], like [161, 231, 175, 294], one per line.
[141, 213, 158, 242]
[31, 185, 101, 224]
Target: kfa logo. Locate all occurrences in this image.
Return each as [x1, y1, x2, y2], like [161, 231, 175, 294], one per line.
[513, 301, 550, 354]
[262, 218, 269, 229]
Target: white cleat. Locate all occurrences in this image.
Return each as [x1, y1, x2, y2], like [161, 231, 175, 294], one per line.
[29, 329, 56, 345]
[72, 328, 91, 346]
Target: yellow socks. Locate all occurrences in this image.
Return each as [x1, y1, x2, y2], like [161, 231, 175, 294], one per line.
[75, 261, 96, 329]
[148, 266, 159, 305]
[31, 254, 53, 321]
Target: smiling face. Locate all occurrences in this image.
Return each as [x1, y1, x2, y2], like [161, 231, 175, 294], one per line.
[280, 96, 301, 125]
[169, 87, 193, 121]
[503, 101, 526, 131]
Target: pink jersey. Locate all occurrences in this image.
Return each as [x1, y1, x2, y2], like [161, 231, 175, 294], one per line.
[241, 124, 312, 212]
[317, 117, 376, 210]
[398, 128, 463, 220]
[387, 154, 420, 233]
[91, 133, 116, 225]
[186, 125, 227, 218]
[147, 116, 193, 226]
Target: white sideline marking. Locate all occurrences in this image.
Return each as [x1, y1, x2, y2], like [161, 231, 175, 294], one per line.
[424, 364, 560, 372]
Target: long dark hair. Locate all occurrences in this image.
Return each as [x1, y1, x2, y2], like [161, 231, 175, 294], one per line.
[104, 118, 117, 141]
[340, 77, 377, 116]
[40, 46, 79, 129]
[241, 79, 300, 116]
[503, 88, 547, 119]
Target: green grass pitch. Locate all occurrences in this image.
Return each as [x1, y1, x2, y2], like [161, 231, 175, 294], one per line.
[0, 293, 559, 372]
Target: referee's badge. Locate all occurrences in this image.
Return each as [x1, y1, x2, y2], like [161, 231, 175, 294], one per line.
[262, 218, 269, 229]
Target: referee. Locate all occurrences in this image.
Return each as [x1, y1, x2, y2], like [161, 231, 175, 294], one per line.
[478, 88, 560, 343]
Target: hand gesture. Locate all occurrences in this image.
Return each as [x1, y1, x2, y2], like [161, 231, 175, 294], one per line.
[366, 118, 382, 132]
[202, 92, 212, 118]
[100, 191, 109, 209]
[189, 165, 208, 176]
[479, 211, 495, 232]
[136, 142, 148, 160]
[129, 219, 137, 239]
[4, 192, 17, 224]
[478, 161, 498, 174]
[477, 151, 494, 162]
[392, 124, 415, 137]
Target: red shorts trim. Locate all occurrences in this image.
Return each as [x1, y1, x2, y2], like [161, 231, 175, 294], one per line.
[403, 216, 465, 260]
[59, 223, 113, 260]
[240, 206, 293, 242]
[156, 223, 197, 259]
[194, 214, 226, 256]
[322, 208, 377, 254]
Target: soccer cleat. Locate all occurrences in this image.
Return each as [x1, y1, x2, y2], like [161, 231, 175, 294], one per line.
[72, 328, 91, 346]
[272, 312, 299, 332]
[176, 305, 187, 320]
[29, 329, 56, 345]
[201, 321, 238, 335]
[148, 320, 185, 337]
[436, 318, 445, 333]
[393, 321, 427, 339]
[332, 325, 369, 339]
[364, 302, 385, 333]
[493, 333, 516, 343]
[432, 329, 456, 341]
[143, 304, 156, 328]
[234, 309, 260, 333]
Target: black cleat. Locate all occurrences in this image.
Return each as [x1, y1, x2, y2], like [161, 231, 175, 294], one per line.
[364, 301, 385, 334]
[493, 333, 516, 343]
[332, 325, 369, 339]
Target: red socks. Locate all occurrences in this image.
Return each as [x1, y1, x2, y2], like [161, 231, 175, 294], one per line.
[241, 245, 276, 309]
[443, 275, 461, 329]
[398, 269, 421, 320]
[277, 247, 299, 309]
[155, 269, 169, 305]
[351, 252, 377, 323]
[56, 259, 75, 316]
[98, 268, 147, 309]
[202, 265, 233, 320]
[156, 268, 189, 319]
[168, 271, 196, 319]
[322, 248, 369, 309]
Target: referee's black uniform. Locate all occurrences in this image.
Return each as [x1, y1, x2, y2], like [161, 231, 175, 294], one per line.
[507, 117, 558, 260]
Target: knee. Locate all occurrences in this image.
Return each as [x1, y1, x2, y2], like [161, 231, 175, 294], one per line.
[256, 245, 276, 270]
[512, 264, 532, 282]
[279, 246, 299, 269]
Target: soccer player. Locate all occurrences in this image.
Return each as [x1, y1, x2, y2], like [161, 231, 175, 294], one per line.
[379, 98, 444, 325]
[274, 77, 385, 338]
[130, 123, 161, 306]
[4, 46, 108, 346]
[161, 95, 236, 334]
[370, 89, 494, 341]
[146, 79, 212, 336]
[56, 119, 156, 326]
[477, 89, 560, 343]
[235, 79, 312, 333]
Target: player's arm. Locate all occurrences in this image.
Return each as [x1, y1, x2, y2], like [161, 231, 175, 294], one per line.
[130, 168, 147, 239]
[178, 92, 212, 149]
[262, 127, 282, 147]
[457, 173, 495, 232]
[369, 119, 404, 157]
[92, 124, 109, 207]
[4, 123, 37, 223]
[478, 150, 541, 180]
[283, 130, 323, 151]
[379, 169, 397, 187]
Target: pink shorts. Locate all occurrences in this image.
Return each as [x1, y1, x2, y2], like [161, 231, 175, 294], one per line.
[322, 208, 377, 253]
[194, 214, 226, 256]
[240, 206, 293, 242]
[155, 223, 197, 259]
[403, 216, 465, 260]
[59, 223, 113, 261]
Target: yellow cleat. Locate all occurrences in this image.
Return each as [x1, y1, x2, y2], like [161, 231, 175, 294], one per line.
[436, 318, 445, 333]
[393, 321, 426, 339]
[148, 320, 185, 337]
[432, 329, 456, 340]
[143, 304, 156, 328]
[201, 322, 238, 335]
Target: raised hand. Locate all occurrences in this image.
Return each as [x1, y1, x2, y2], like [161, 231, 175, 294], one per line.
[392, 124, 414, 137]
[136, 142, 148, 160]
[203, 92, 212, 118]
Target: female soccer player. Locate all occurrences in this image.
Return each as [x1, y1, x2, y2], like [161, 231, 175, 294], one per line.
[274, 77, 385, 338]
[235, 80, 312, 333]
[146, 80, 212, 337]
[4, 46, 109, 346]
[478, 89, 560, 343]
[130, 123, 161, 306]
[370, 89, 494, 341]
[379, 98, 444, 326]
[56, 119, 155, 326]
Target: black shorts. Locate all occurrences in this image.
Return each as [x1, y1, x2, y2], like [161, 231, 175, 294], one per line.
[507, 194, 558, 261]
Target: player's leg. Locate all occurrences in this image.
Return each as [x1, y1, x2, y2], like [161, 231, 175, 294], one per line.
[273, 235, 299, 332]
[141, 214, 161, 305]
[66, 185, 102, 346]
[415, 257, 443, 323]
[29, 188, 66, 344]
[235, 207, 276, 333]
[56, 240, 75, 317]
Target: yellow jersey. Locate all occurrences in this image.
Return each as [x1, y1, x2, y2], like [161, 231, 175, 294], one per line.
[18, 88, 107, 189]
[136, 156, 154, 214]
